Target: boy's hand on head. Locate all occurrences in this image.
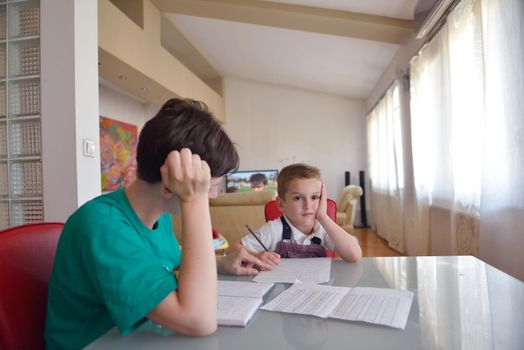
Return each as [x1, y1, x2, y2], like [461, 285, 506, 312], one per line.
[315, 183, 329, 221]
[160, 148, 211, 202]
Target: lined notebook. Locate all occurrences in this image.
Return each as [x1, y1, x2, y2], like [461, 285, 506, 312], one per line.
[217, 281, 274, 326]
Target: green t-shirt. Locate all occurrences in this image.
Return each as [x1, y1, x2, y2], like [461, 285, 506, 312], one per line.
[45, 188, 181, 349]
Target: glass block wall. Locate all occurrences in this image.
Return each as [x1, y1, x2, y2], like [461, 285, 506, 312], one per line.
[0, 0, 42, 229]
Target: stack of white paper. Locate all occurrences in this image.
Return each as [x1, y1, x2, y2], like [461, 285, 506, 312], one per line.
[217, 281, 274, 326]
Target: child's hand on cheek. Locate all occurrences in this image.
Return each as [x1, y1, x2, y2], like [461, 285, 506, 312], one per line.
[160, 148, 211, 203]
[315, 183, 328, 221]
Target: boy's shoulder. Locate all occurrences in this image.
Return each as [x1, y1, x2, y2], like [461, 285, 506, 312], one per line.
[64, 189, 132, 237]
[76, 189, 127, 217]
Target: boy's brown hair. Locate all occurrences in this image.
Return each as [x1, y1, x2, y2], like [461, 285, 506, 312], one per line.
[277, 163, 321, 198]
[137, 98, 239, 183]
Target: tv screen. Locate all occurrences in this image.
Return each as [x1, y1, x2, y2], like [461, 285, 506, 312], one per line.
[225, 169, 278, 193]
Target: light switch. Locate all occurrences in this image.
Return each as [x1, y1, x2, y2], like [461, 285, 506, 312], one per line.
[83, 139, 96, 157]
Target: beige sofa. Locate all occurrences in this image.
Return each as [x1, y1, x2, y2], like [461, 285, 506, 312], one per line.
[173, 190, 277, 245]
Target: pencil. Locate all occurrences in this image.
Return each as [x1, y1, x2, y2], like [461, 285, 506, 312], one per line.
[245, 224, 269, 252]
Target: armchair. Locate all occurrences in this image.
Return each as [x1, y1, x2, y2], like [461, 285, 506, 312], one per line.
[0, 222, 64, 350]
[335, 185, 363, 234]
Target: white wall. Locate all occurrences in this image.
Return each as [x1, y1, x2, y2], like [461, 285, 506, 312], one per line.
[223, 78, 366, 200]
[365, 35, 423, 109]
[99, 82, 154, 133]
[41, 0, 100, 222]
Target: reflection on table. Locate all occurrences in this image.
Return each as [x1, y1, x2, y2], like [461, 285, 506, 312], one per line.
[86, 256, 524, 350]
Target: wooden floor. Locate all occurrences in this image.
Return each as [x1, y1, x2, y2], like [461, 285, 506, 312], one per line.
[353, 227, 403, 257]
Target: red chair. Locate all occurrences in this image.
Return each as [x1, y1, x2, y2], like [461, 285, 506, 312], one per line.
[264, 198, 337, 222]
[0, 222, 64, 350]
[264, 199, 337, 258]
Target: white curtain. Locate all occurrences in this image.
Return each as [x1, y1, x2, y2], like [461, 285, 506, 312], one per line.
[410, 0, 524, 270]
[410, 0, 485, 256]
[368, 0, 524, 281]
[411, 1, 524, 347]
[478, 0, 524, 281]
[367, 81, 411, 253]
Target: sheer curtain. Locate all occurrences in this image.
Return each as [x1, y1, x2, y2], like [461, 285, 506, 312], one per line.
[411, 1, 524, 347]
[367, 81, 410, 253]
[478, 0, 524, 281]
[368, 0, 524, 279]
[410, 0, 484, 256]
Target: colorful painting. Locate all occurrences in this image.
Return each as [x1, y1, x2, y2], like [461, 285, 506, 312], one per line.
[99, 116, 138, 191]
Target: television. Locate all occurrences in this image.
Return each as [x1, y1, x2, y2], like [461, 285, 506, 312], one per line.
[225, 169, 278, 193]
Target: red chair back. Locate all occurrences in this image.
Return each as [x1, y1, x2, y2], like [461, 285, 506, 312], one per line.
[0, 222, 64, 350]
[264, 199, 337, 222]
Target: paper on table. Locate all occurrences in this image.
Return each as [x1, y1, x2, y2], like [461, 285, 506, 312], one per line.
[218, 280, 275, 298]
[253, 257, 331, 284]
[261, 283, 350, 318]
[330, 287, 414, 329]
[217, 281, 275, 327]
[218, 296, 263, 326]
[261, 284, 414, 329]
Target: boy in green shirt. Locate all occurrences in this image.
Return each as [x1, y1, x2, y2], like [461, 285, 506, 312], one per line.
[45, 99, 269, 349]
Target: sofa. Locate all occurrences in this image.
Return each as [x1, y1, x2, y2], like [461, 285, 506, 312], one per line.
[335, 185, 363, 234]
[173, 190, 278, 245]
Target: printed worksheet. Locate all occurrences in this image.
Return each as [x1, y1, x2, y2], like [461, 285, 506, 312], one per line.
[330, 287, 414, 329]
[261, 283, 350, 318]
[253, 257, 331, 284]
[261, 283, 414, 329]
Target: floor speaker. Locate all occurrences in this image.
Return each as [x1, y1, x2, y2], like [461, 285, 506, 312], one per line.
[345, 171, 350, 186]
[359, 170, 368, 227]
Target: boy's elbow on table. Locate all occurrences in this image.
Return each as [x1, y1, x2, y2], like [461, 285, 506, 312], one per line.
[165, 316, 217, 337]
[185, 319, 218, 337]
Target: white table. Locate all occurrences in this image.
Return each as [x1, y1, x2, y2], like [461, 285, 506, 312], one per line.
[87, 256, 524, 350]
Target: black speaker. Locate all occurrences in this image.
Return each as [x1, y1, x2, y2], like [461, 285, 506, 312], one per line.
[359, 170, 368, 227]
[344, 171, 350, 186]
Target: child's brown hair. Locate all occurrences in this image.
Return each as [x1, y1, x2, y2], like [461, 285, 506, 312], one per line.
[277, 163, 321, 198]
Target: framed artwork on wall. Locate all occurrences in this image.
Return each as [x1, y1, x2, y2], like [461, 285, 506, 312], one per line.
[99, 116, 137, 192]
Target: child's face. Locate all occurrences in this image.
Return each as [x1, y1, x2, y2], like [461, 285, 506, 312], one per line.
[251, 183, 265, 192]
[278, 178, 322, 229]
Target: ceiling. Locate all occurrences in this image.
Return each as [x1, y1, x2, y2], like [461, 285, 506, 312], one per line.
[153, 0, 419, 100]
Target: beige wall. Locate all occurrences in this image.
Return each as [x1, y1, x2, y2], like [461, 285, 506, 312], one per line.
[223, 78, 366, 202]
[98, 0, 225, 120]
[41, 0, 101, 222]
